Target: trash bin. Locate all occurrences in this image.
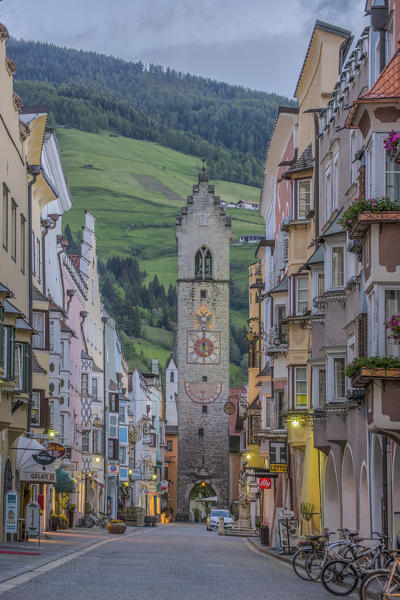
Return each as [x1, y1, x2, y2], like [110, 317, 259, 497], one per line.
[260, 526, 269, 546]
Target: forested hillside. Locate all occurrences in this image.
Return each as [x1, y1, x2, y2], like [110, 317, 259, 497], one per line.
[8, 39, 295, 186]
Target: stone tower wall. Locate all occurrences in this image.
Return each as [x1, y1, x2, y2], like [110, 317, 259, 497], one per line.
[176, 174, 232, 515]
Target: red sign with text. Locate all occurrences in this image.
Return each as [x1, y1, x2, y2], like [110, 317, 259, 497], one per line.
[258, 477, 272, 490]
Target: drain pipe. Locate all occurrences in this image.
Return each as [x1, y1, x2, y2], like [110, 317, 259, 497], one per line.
[102, 316, 108, 514]
[27, 164, 41, 433]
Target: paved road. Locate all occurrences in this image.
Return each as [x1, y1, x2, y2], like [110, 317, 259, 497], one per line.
[0, 524, 341, 600]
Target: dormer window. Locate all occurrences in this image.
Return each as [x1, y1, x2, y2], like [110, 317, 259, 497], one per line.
[195, 246, 213, 280]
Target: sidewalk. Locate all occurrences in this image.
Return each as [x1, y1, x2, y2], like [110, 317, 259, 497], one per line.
[246, 537, 292, 565]
[0, 527, 110, 584]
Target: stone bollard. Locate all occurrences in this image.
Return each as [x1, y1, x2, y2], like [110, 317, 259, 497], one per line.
[218, 515, 225, 536]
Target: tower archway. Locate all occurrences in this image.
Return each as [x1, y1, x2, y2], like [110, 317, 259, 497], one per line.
[189, 482, 216, 522]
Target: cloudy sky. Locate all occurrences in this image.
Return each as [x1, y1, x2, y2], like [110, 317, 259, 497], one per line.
[0, 0, 367, 97]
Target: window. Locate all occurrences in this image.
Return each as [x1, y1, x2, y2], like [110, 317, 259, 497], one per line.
[296, 179, 311, 218]
[119, 445, 127, 464]
[2, 185, 8, 250]
[60, 414, 65, 443]
[202, 376, 207, 382]
[36, 238, 41, 282]
[170, 371, 174, 383]
[200, 290, 207, 299]
[20, 215, 26, 273]
[109, 414, 118, 438]
[385, 153, 400, 203]
[108, 439, 119, 460]
[11, 200, 16, 260]
[350, 130, 357, 184]
[195, 246, 212, 280]
[14, 343, 29, 392]
[81, 431, 90, 453]
[81, 373, 89, 396]
[92, 378, 98, 400]
[333, 358, 346, 401]
[167, 439, 173, 451]
[31, 392, 41, 426]
[295, 367, 307, 408]
[32, 312, 46, 349]
[296, 276, 308, 315]
[385, 289, 400, 357]
[331, 246, 344, 289]
[318, 368, 326, 407]
[198, 428, 204, 438]
[32, 233, 35, 274]
[332, 154, 339, 211]
[325, 166, 332, 218]
[318, 273, 325, 296]
[109, 392, 119, 412]
[119, 405, 126, 424]
[277, 305, 287, 342]
[202, 405, 207, 414]
[3, 325, 15, 380]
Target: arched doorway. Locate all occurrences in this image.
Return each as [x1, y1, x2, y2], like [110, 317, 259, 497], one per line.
[359, 465, 370, 538]
[324, 453, 340, 532]
[392, 445, 400, 544]
[189, 483, 215, 522]
[372, 435, 383, 533]
[342, 446, 356, 530]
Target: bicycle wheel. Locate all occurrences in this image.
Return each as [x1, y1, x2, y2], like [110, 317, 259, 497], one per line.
[82, 515, 94, 528]
[359, 569, 392, 600]
[306, 550, 333, 581]
[321, 560, 358, 596]
[99, 518, 107, 528]
[292, 547, 314, 581]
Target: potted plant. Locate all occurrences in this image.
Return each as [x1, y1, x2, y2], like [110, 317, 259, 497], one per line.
[49, 513, 59, 531]
[300, 502, 315, 536]
[345, 356, 400, 385]
[67, 503, 76, 528]
[260, 522, 269, 546]
[339, 197, 400, 233]
[107, 519, 126, 535]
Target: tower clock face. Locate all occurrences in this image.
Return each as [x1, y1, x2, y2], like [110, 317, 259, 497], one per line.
[187, 331, 221, 364]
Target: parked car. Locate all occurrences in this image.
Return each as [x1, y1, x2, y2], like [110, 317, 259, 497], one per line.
[207, 509, 233, 531]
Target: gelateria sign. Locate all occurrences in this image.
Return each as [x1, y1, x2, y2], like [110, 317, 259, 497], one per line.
[19, 470, 56, 483]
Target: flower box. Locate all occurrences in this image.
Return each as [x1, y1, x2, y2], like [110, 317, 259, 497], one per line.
[352, 367, 400, 387]
[107, 522, 126, 535]
[349, 211, 400, 239]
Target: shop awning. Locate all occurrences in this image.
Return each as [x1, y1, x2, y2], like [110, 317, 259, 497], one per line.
[55, 468, 76, 493]
[16, 437, 56, 484]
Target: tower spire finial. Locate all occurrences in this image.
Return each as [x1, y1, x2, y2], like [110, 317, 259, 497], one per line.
[199, 157, 208, 182]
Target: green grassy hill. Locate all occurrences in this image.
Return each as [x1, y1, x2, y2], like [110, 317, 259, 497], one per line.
[57, 128, 265, 381]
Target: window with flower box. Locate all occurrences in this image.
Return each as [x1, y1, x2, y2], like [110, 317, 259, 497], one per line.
[385, 289, 400, 358]
[385, 153, 400, 203]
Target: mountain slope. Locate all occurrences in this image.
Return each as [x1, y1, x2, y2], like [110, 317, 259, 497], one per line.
[56, 128, 264, 383]
[8, 39, 295, 185]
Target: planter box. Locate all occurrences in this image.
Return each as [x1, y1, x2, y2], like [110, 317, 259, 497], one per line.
[352, 367, 400, 387]
[107, 523, 126, 535]
[349, 211, 400, 239]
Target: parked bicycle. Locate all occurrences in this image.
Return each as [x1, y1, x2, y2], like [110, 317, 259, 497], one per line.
[320, 532, 392, 596]
[359, 551, 400, 600]
[78, 510, 110, 528]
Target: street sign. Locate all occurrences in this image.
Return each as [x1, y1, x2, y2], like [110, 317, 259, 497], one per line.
[107, 463, 120, 475]
[26, 501, 40, 536]
[223, 401, 235, 415]
[32, 451, 56, 467]
[45, 442, 66, 459]
[270, 441, 287, 465]
[5, 490, 18, 534]
[270, 464, 287, 473]
[279, 509, 295, 518]
[258, 477, 272, 490]
[251, 471, 278, 478]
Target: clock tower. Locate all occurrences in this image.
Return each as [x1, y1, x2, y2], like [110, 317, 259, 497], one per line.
[176, 167, 232, 517]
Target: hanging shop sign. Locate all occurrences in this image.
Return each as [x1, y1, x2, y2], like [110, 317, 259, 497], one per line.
[258, 477, 272, 490]
[19, 470, 56, 483]
[26, 501, 40, 536]
[161, 480, 168, 491]
[32, 450, 56, 468]
[5, 490, 18, 534]
[269, 441, 287, 473]
[223, 401, 235, 415]
[107, 463, 120, 475]
[45, 442, 66, 459]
